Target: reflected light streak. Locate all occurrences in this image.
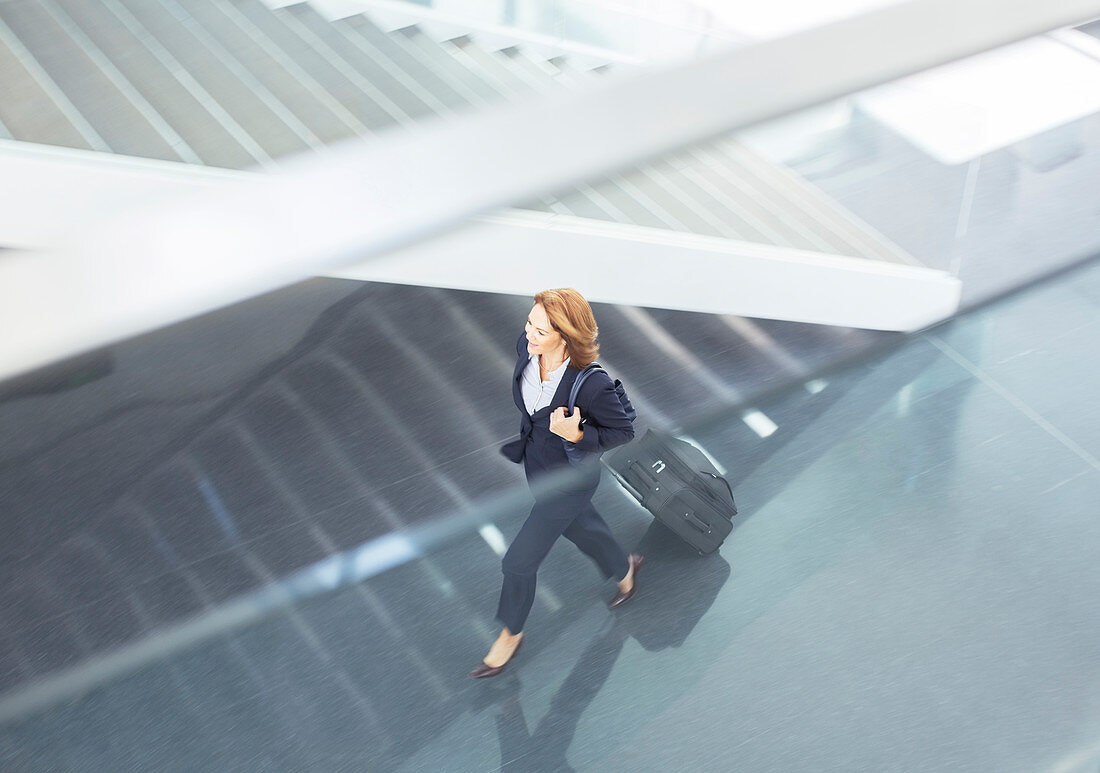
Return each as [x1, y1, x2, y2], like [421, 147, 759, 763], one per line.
[478, 524, 509, 556]
[742, 409, 779, 438]
[897, 383, 914, 417]
[197, 475, 241, 543]
[349, 533, 420, 579]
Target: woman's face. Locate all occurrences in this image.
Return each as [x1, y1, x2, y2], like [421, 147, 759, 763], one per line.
[525, 304, 565, 359]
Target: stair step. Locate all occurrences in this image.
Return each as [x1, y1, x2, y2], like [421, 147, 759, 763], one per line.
[260, 1, 434, 127]
[491, 46, 744, 237]
[641, 157, 763, 241]
[169, 0, 361, 145]
[446, 36, 529, 97]
[621, 162, 737, 236]
[714, 139, 916, 263]
[689, 145, 859, 253]
[0, 17, 98, 150]
[317, 12, 471, 114]
[0, 0, 183, 161]
[388, 24, 500, 105]
[245, 0, 410, 130]
[498, 46, 563, 86]
[555, 58, 917, 264]
[433, 38, 638, 223]
[669, 156, 813, 247]
[488, 52, 627, 216]
[582, 177, 679, 230]
[549, 187, 618, 221]
[113, 0, 312, 159]
[552, 59, 811, 244]
[50, 0, 264, 169]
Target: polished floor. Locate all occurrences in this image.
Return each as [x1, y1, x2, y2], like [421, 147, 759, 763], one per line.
[2, 258, 1100, 770]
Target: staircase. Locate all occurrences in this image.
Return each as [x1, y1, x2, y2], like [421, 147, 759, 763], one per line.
[0, 0, 919, 266]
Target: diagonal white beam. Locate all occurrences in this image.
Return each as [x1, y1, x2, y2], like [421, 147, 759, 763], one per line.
[1, 0, 1098, 381]
[0, 142, 957, 336]
[326, 211, 962, 332]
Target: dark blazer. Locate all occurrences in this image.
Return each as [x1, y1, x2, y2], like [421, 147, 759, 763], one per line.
[500, 333, 635, 473]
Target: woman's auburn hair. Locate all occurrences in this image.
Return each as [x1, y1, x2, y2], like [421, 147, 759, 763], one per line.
[534, 288, 599, 368]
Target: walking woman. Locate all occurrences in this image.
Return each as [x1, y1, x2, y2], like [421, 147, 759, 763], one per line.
[471, 288, 642, 679]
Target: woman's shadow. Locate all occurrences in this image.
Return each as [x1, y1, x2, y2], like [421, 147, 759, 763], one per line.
[491, 520, 731, 771]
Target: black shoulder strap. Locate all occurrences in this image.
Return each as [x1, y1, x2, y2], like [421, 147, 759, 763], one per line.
[567, 363, 604, 412]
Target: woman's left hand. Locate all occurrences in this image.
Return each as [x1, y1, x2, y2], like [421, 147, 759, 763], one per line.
[550, 407, 584, 443]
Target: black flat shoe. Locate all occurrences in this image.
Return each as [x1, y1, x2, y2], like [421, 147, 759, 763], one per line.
[608, 554, 644, 609]
[469, 637, 523, 679]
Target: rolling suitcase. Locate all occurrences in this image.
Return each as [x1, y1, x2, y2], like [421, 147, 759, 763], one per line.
[605, 428, 737, 554]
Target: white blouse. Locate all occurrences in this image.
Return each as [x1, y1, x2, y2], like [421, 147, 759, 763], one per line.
[520, 355, 570, 414]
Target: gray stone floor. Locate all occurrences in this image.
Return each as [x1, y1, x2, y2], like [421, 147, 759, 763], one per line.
[2, 256, 1099, 770]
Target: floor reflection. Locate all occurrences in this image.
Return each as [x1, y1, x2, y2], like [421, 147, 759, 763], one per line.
[492, 521, 730, 772]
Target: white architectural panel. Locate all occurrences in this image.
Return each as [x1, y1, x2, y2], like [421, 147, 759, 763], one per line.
[327, 210, 961, 332]
[858, 35, 1100, 164]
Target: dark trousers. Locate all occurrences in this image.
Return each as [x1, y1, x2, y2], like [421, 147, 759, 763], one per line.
[496, 490, 630, 634]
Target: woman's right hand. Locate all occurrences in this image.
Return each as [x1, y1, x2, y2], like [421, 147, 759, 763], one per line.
[549, 406, 584, 443]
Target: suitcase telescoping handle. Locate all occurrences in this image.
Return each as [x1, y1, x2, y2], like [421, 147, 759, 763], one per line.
[627, 459, 660, 489]
[610, 468, 645, 504]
